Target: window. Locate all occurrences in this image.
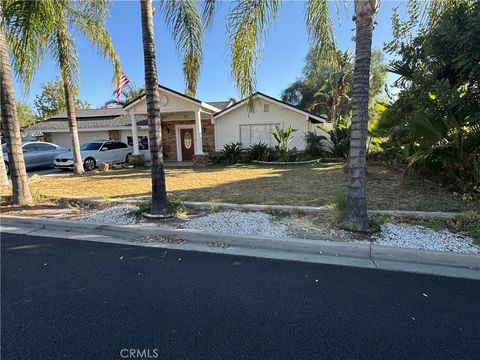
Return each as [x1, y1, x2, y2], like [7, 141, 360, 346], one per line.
[239, 124, 279, 148]
[108, 141, 128, 150]
[263, 104, 269, 112]
[80, 142, 103, 151]
[127, 136, 149, 150]
[22, 144, 38, 152]
[35, 143, 55, 151]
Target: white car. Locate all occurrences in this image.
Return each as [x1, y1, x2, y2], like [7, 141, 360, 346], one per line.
[54, 140, 133, 171]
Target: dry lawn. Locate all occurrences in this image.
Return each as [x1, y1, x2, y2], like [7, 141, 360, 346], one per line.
[1, 162, 476, 212]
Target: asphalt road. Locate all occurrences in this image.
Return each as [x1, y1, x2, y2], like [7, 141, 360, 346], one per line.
[2, 233, 479, 360]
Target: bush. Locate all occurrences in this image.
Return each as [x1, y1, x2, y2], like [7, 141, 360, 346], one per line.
[129, 195, 185, 218]
[129, 157, 146, 168]
[222, 142, 243, 163]
[334, 189, 347, 218]
[328, 124, 350, 159]
[247, 142, 272, 162]
[303, 131, 332, 160]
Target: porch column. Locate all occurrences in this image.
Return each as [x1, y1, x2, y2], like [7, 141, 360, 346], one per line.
[194, 109, 204, 155]
[130, 111, 141, 155]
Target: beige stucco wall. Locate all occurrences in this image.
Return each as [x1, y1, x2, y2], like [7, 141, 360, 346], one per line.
[214, 98, 327, 151]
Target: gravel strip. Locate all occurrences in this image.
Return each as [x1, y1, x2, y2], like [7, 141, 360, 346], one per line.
[77, 205, 138, 225]
[367, 223, 480, 254]
[183, 210, 289, 238]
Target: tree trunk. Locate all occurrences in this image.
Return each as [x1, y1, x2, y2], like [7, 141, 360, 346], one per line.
[0, 25, 32, 204]
[56, 16, 84, 175]
[343, 0, 380, 231]
[140, 0, 169, 215]
[0, 136, 10, 187]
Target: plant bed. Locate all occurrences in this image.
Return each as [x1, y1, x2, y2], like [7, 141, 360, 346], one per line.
[252, 157, 345, 165]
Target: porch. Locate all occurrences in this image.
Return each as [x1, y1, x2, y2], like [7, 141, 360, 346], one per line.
[123, 86, 220, 166]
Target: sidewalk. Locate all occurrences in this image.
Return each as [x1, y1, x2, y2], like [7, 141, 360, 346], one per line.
[1, 215, 479, 280]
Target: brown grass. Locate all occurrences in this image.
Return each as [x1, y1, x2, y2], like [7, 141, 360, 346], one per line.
[1, 162, 476, 212]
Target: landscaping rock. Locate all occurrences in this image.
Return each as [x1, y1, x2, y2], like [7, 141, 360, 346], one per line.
[183, 210, 289, 238]
[78, 205, 138, 225]
[370, 223, 480, 254]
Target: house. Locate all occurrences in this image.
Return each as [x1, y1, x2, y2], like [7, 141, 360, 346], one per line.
[26, 85, 330, 165]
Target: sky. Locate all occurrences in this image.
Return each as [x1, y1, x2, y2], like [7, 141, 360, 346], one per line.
[13, 0, 403, 109]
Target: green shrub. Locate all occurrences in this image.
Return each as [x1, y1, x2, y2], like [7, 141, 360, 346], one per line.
[303, 131, 332, 160]
[222, 142, 243, 163]
[102, 195, 112, 206]
[208, 199, 221, 213]
[423, 218, 444, 231]
[247, 142, 272, 162]
[129, 157, 146, 168]
[129, 195, 185, 218]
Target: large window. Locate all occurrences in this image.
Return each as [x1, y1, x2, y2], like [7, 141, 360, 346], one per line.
[239, 124, 279, 148]
[127, 136, 149, 150]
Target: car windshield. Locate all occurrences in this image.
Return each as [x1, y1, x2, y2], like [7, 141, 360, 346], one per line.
[1, 144, 6, 152]
[80, 142, 103, 151]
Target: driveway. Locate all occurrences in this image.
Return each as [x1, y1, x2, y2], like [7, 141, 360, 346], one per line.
[2, 233, 479, 359]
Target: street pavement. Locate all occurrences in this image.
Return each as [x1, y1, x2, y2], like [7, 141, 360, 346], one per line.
[1, 233, 479, 360]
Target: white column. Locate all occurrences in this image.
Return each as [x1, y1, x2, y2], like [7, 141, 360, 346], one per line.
[194, 109, 204, 155]
[130, 111, 141, 155]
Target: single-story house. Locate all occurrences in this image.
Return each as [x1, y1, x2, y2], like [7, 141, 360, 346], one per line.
[26, 85, 330, 165]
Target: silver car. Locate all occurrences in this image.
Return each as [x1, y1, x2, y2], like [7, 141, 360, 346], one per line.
[54, 140, 133, 171]
[2, 141, 69, 174]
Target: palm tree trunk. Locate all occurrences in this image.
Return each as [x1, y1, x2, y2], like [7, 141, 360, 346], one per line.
[0, 136, 10, 187]
[0, 25, 32, 204]
[343, 0, 380, 231]
[56, 16, 84, 175]
[140, 0, 168, 215]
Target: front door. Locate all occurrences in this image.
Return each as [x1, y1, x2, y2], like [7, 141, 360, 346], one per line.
[180, 128, 194, 161]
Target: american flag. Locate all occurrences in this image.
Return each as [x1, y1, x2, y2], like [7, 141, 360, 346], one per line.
[115, 74, 130, 102]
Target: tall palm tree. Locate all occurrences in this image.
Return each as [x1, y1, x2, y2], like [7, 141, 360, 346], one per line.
[343, 0, 380, 231]
[7, 0, 122, 175]
[227, 0, 380, 230]
[0, 13, 32, 204]
[140, 0, 168, 215]
[139, 0, 214, 215]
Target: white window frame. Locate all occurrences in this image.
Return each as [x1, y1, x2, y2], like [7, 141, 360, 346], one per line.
[239, 123, 280, 148]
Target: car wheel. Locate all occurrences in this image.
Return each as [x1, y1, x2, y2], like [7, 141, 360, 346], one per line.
[83, 158, 96, 172]
[4, 162, 9, 175]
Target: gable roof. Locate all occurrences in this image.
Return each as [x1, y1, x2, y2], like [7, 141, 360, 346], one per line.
[206, 101, 232, 110]
[213, 92, 327, 123]
[123, 84, 221, 112]
[25, 109, 144, 133]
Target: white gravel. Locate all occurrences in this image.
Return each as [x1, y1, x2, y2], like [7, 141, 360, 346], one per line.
[369, 223, 480, 254]
[78, 205, 138, 225]
[183, 210, 289, 238]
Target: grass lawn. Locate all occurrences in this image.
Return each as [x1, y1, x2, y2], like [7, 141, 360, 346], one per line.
[1, 161, 476, 212]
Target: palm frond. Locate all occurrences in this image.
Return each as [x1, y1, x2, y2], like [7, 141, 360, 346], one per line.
[2, 0, 59, 93]
[67, 0, 122, 84]
[160, 0, 203, 96]
[201, 0, 216, 29]
[305, 0, 337, 66]
[227, 0, 280, 101]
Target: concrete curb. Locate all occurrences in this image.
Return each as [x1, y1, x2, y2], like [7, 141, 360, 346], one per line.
[183, 201, 463, 220]
[2, 216, 479, 277]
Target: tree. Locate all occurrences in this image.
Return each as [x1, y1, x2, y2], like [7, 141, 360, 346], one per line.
[343, 0, 381, 231]
[16, 102, 38, 128]
[373, 1, 480, 193]
[227, 0, 381, 230]
[140, 0, 168, 215]
[104, 83, 145, 107]
[6, 0, 122, 175]
[34, 77, 90, 120]
[0, 17, 32, 204]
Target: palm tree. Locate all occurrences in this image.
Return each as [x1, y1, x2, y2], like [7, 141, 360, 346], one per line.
[0, 13, 32, 204]
[140, 0, 169, 215]
[7, 0, 122, 175]
[138, 0, 214, 215]
[343, 0, 381, 231]
[227, 0, 379, 230]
